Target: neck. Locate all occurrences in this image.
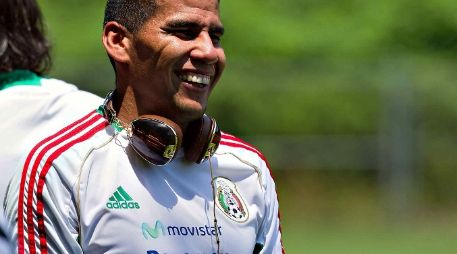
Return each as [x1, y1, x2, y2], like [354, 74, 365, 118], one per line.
[113, 86, 191, 131]
[115, 86, 139, 125]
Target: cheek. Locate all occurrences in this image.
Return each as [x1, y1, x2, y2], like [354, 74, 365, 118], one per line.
[132, 36, 158, 63]
[133, 33, 177, 67]
[155, 43, 188, 69]
[216, 50, 226, 74]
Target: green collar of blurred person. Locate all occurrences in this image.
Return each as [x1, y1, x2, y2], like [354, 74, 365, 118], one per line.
[0, 69, 41, 90]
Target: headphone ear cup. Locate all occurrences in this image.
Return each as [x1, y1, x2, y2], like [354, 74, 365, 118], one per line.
[129, 115, 183, 165]
[184, 114, 221, 163]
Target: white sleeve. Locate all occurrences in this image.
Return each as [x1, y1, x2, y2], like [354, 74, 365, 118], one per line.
[4, 159, 82, 254]
[256, 163, 284, 254]
[0, 210, 13, 254]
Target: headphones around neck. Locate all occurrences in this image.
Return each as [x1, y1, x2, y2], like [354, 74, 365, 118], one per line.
[101, 90, 221, 166]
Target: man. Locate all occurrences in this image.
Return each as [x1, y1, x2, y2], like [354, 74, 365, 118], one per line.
[5, 0, 284, 253]
[0, 0, 102, 203]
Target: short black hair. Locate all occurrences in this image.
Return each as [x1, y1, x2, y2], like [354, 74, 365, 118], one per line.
[0, 0, 51, 75]
[103, 0, 157, 33]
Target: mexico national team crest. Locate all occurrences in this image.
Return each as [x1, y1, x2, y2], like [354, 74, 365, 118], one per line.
[214, 177, 249, 222]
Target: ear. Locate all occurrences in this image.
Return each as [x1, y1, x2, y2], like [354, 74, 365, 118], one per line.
[102, 21, 131, 64]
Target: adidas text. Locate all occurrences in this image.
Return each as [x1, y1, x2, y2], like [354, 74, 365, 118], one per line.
[106, 200, 140, 209]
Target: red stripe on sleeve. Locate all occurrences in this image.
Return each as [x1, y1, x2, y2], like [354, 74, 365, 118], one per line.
[17, 110, 97, 254]
[221, 133, 285, 253]
[17, 111, 104, 254]
[35, 121, 108, 253]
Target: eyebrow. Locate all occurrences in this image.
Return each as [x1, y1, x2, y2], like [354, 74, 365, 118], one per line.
[165, 20, 225, 35]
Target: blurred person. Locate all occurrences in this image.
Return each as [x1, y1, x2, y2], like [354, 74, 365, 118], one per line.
[0, 0, 102, 203]
[5, 0, 284, 253]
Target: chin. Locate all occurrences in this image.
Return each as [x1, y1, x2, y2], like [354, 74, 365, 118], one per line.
[184, 107, 206, 121]
[174, 102, 206, 121]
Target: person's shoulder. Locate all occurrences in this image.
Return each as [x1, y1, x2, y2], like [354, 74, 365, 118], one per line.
[41, 78, 103, 102]
[32, 110, 112, 161]
[218, 131, 270, 167]
[40, 77, 78, 91]
[17, 110, 113, 184]
[216, 132, 277, 189]
[40, 78, 104, 113]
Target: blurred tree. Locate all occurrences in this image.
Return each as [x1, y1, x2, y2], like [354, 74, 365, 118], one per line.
[37, 0, 457, 204]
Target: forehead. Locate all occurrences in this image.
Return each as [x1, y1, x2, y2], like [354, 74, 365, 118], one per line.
[154, 0, 221, 24]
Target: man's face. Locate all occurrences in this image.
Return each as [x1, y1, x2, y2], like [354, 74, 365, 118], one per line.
[127, 0, 225, 124]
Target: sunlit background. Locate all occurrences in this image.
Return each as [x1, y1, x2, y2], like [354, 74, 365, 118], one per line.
[40, 0, 457, 253]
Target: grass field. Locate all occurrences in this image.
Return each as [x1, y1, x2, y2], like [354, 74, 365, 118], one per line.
[275, 170, 457, 254]
[282, 218, 457, 254]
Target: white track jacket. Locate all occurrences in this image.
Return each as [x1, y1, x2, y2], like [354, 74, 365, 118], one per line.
[5, 109, 284, 254]
[0, 70, 103, 204]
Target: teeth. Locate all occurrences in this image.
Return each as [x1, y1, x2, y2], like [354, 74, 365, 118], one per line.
[179, 73, 211, 86]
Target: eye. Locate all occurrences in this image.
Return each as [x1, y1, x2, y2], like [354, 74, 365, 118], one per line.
[171, 29, 199, 40]
[210, 33, 222, 45]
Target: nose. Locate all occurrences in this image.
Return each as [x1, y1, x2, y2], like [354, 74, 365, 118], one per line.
[190, 32, 219, 65]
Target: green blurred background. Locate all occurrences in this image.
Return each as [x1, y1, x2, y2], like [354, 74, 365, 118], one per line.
[39, 0, 457, 253]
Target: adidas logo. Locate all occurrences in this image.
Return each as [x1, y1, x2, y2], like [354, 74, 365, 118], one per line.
[106, 186, 140, 209]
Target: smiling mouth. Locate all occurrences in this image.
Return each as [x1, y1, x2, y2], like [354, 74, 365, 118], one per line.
[178, 73, 211, 88]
